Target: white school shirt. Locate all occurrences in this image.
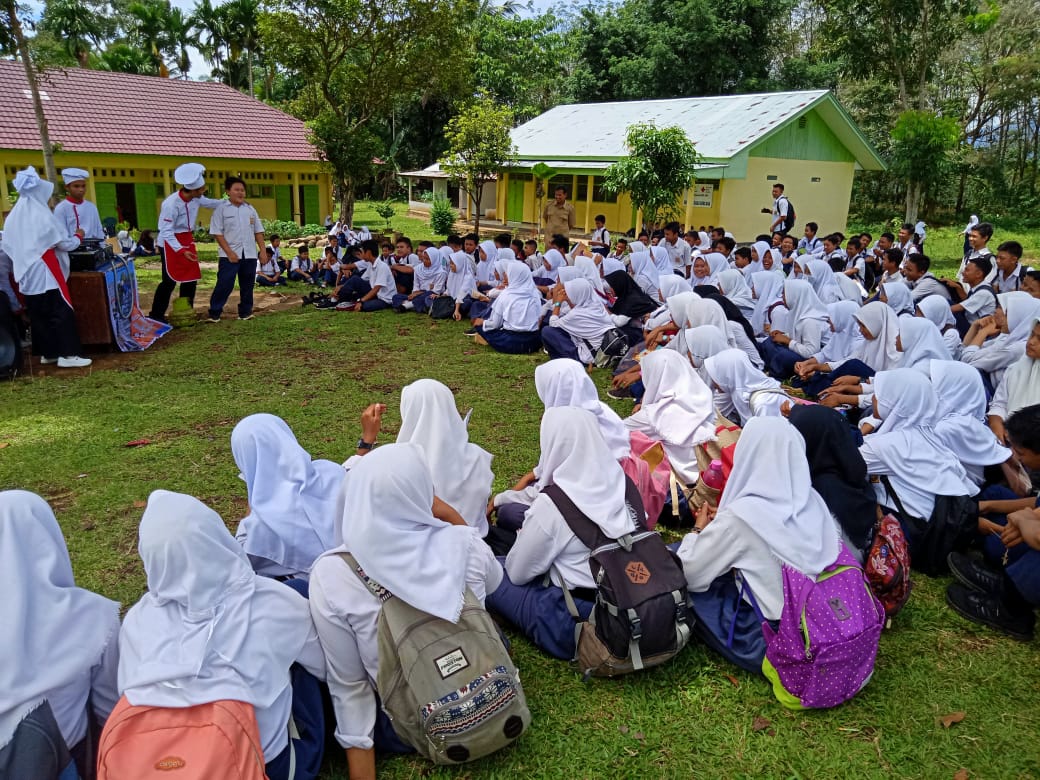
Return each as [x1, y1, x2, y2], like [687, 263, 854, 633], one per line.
[307, 532, 500, 750]
[290, 256, 312, 273]
[959, 338, 1024, 387]
[53, 198, 105, 241]
[662, 238, 691, 271]
[364, 259, 397, 304]
[797, 236, 824, 257]
[845, 253, 867, 283]
[257, 257, 280, 276]
[960, 283, 997, 321]
[955, 247, 994, 283]
[787, 318, 828, 358]
[993, 263, 1028, 293]
[209, 201, 262, 259]
[502, 493, 598, 591]
[908, 274, 951, 302]
[771, 196, 790, 231]
[592, 227, 611, 248]
[157, 192, 224, 252]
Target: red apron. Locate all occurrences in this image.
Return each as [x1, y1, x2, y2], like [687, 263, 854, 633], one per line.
[165, 231, 201, 283]
[42, 249, 74, 309]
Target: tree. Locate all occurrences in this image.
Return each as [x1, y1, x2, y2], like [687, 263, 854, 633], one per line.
[126, 0, 174, 76]
[603, 123, 700, 230]
[261, 0, 475, 225]
[39, 0, 113, 68]
[440, 99, 517, 234]
[889, 110, 961, 223]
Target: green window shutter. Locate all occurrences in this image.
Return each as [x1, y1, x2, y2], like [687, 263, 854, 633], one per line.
[275, 185, 292, 221]
[94, 182, 118, 223]
[302, 185, 319, 225]
[134, 183, 158, 230]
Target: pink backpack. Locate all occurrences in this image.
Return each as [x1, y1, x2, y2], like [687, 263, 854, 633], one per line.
[621, 431, 671, 529]
[97, 696, 267, 779]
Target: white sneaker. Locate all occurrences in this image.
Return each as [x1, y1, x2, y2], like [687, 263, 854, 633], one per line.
[402, 300, 415, 310]
[57, 356, 92, 368]
[40, 356, 59, 365]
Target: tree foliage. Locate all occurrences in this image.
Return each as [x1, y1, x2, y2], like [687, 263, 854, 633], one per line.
[603, 124, 701, 229]
[890, 110, 961, 222]
[440, 98, 517, 233]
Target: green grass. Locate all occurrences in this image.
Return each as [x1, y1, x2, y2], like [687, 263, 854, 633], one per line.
[4, 221, 1040, 779]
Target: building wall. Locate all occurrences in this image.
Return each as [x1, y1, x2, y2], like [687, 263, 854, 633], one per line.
[0, 150, 332, 230]
[716, 156, 855, 239]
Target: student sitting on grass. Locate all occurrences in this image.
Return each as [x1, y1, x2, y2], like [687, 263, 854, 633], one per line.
[0, 490, 121, 780]
[289, 246, 318, 284]
[471, 262, 544, 354]
[257, 247, 287, 286]
[392, 241, 445, 313]
[315, 240, 396, 312]
[541, 278, 615, 364]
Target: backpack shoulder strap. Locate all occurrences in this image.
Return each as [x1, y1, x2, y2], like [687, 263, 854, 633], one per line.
[878, 475, 916, 523]
[541, 483, 606, 551]
[339, 552, 394, 603]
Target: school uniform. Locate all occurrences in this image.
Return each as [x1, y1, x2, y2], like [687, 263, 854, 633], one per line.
[542, 278, 614, 363]
[0, 491, 121, 779]
[955, 247, 994, 283]
[118, 491, 327, 780]
[958, 292, 1040, 389]
[662, 237, 691, 275]
[308, 444, 500, 754]
[487, 409, 635, 659]
[797, 235, 824, 257]
[758, 280, 830, 378]
[993, 263, 1030, 293]
[908, 272, 951, 302]
[477, 262, 544, 354]
[289, 255, 317, 283]
[591, 226, 611, 257]
[257, 256, 287, 286]
[53, 198, 105, 241]
[956, 280, 997, 334]
[703, 349, 787, 425]
[208, 199, 263, 319]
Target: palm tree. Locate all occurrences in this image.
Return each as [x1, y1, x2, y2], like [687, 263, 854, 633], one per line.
[163, 6, 197, 79]
[127, 0, 172, 76]
[222, 0, 260, 94]
[40, 0, 113, 68]
[191, 0, 227, 78]
[98, 41, 159, 75]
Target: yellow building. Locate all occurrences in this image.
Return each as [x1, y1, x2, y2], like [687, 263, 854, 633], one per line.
[406, 90, 884, 240]
[0, 61, 332, 230]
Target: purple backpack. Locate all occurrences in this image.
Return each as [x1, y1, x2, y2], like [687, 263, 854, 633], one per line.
[744, 544, 885, 709]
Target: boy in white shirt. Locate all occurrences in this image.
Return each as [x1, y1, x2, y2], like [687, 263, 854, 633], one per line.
[590, 214, 611, 257]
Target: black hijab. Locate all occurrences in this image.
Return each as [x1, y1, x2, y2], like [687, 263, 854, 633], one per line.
[788, 404, 878, 556]
[606, 270, 658, 319]
[692, 285, 757, 343]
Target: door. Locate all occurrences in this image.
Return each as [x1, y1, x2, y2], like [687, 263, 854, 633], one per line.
[506, 178, 525, 223]
[275, 185, 292, 222]
[134, 183, 159, 229]
[94, 182, 118, 225]
[300, 184, 319, 226]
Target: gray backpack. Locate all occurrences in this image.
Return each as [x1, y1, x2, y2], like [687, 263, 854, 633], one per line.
[342, 553, 529, 765]
[0, 700, 78, 780]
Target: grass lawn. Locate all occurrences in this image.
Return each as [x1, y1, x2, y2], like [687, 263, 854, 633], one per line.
[3, 225, 1040, 778]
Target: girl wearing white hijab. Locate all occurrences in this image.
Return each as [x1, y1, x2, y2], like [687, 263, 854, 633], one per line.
[749, 271, 787, 338]
[623, 349, 717, 484]
[684, 293, 764, 369]
[896, 316, 951, 372]
[119, 491, 327, 780]
[629, 250, 661, 301]
[988, 318, 1040, 443]
[542, 278, 615, 364]
[760, 280, 830, 378]
[928, 359, 1011, 487]
[574, 255, 606, 294]
[681, 325, 739, 419]
[396, 379, 494, 536]
[717, 269, 755, 320]
[487, 408, 637, 660]
[536, 359, 630, 460]
[805, 258, 845, 304]
[917, 294, 962, 358]
[399, 244, 447, 313]
[474, 239, 498, 289]
[748, 241, 772, 277]
[960, 292, 1040, 388]
[1, 167, 90, 367]
[309, 444, 501, 772]
[817, 301, 904, 414]
[650, 243, 672, 276]
[232, 414, 345, 580]
[678, 418, 842, 664]
[473, 261, 544, 353]
[703, 348, 787, 423]
[0, 491, 120, 776]
[444, 250, 483, 321]
[859, 369, 976, 527]
[657, 273, 690, 302]
[880, 281, 916, 316]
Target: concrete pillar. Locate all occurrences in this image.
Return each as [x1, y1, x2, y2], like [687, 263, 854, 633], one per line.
[291, 170, 301, 224]
[684, 186, 694, 232]
[0, 158, 10, 216]
[163, 168, 172, 197]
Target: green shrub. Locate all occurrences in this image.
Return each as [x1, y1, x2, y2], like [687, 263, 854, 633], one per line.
[375, 201, 396, 230]
[429, 197, 458, 235]
[260, 220, 327, 239]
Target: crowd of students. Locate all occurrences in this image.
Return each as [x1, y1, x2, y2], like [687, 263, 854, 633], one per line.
[4, 206, 1040, 779]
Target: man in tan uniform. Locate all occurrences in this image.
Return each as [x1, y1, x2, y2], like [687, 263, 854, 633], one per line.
[541, 185, 575, 248]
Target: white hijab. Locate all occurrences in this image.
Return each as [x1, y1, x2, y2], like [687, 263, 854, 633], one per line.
[825, 300, 863, 361]
[557, 278, 613, 339]
[1003, 317, 1040, 415]
[749, 241, 772, 275]
[396, 379, 494, 531]
[703, 348, 781, 423]
[232, 414, 345, 575]
[1002, 292, 1040, 345]
[657, 274, 690, 301]
[602, 256, 626, 276]
[414, 247, 447, 290]
[536, 407, 636, 538]
[719, 418, 840, 577]
[916, 294, 956, 331]
[446, 250, 476, 299]
[854, 301, 902, 372]
[897, 317, 951, 372]
[493, 262, 543, 331]
[717, 269, 754, 314]
[929, 360, 1010, 467]
[703, 252, 729, 286]
[650, 244, 672, 275]
[535, 359, 630, 460]
[630, 251, 659, 287]
[697, 231, 711, 251]
[624, 349, 717, 453]
[628, 241, 646, 252]
[835, 272, 865, 303]
[332, 443, 474, 622]
[805, 259, 845, 304]
[2, 167, 67, 284]
[0, 491, 120, 747]
[119, 491, 313, 709]
[575, 255, 605, 292]
[750, 271, 785, 336]
[782, 279, 829, 328]
[882, 282, 915, 316]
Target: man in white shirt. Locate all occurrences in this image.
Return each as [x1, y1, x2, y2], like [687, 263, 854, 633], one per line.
[590, 214, 611, 257]
[765, 183, 791, 234]
[661, 221, 691, 278]
[894, 222, 921, 268]
[993, 241, 1030, 293]
[52, 168, 105, 241]
[207, 176, 265, 322]
[797, 222, 824, 257]
[317, 240, 396, 311]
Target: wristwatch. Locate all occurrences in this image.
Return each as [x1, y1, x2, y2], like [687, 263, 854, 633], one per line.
[356, 439, 376, 451]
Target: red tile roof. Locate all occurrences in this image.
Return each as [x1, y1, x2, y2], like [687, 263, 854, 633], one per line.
[0, 60, 318, 162]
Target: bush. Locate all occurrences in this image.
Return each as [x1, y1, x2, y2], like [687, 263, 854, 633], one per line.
[429, 197, 458, 235]
[260, 220, 327, 239]
[374, 201, 396, 230]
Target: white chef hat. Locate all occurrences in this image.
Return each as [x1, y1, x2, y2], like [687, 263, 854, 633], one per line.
[61, 167, 90, 184]
[174, 162, 206, 190]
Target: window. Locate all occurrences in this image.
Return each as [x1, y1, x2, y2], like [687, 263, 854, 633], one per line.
[593, 177, 617, 204]
[248, 184, 274, 198]
[548, 174, 572, 197]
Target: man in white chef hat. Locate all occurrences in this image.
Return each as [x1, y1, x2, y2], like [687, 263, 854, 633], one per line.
[53, 167, 105, 241]
[148, 162, 224, 322]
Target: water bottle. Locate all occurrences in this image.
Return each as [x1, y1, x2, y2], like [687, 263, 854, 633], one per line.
[700, 459, 726, 491]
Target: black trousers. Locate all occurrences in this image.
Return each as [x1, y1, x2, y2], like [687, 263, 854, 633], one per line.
[26, 289, 81, 359]
[149, 247, 197, 319]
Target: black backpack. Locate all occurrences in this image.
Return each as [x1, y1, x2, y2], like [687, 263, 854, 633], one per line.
[589, 327, 629, 369]
[780, 197, 796, 233]
[0, 701, 77, 780]
[881, 476, 978, 577]
[0, 294, 21, 380]
[543, 478, 693, 678]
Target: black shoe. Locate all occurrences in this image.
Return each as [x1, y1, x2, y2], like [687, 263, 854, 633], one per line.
[464, 327, 478, 336]
[314, 298, 339, 309]
[945, 583, 1035, 641]
[947, 552, 1004, 597]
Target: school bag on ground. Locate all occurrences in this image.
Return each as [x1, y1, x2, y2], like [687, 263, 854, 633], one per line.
[96, 696, 266, 779]
[544, 477, 693, 678]
[741, 544, 884, 710]
[0, 700, 78, 780]
[429, 295, 456, 320]
[865, 513, 912, 622]
[880, 476, 977, 576]
[590, 327, 629, 369]
[343, 553, 529, 765]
